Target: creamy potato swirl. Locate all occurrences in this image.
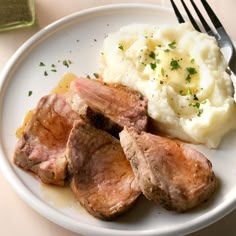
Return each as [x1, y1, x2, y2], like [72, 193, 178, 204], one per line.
[100, 23, 236, 148]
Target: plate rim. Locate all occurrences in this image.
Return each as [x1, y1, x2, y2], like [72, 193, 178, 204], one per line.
[0, 3, 236, 236]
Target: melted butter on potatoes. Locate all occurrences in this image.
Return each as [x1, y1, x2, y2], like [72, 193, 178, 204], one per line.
[100, 23, 236, 148]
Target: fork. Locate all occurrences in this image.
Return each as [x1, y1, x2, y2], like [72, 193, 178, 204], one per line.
[170, 0, 236, 75]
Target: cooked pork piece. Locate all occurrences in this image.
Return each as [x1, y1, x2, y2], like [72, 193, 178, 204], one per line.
[66, 119, 141, 220]
[13, 94, 80, 186]
[66, 82, 123, 138]
[71, 77, 148, 132]
[119, 127, 217, 212]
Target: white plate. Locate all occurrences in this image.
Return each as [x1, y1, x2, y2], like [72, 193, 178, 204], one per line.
[1, 4, 236, 236]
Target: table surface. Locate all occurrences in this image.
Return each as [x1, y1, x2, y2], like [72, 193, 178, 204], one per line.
[1, 0, 236, 235]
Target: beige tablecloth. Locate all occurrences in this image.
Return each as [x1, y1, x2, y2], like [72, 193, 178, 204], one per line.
[1, 1, 236, 235]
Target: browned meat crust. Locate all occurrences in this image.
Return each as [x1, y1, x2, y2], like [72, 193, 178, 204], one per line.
[13, 94, 80, 186]
[71, 77, 148, 132]
[66, 119, 141, 220]
[119, 127, 217, 212]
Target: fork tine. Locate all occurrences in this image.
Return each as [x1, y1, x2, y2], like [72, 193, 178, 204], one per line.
[180, 0, 201, 32]
[170, 0, 185, 23]
[200, 0, 223, 29]
[190, 0, 213, 35]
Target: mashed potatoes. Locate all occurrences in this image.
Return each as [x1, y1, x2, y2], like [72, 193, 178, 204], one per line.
[100, 23, 236, 148]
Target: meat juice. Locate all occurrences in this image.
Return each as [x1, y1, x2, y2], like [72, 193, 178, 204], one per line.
[50, 73, 77, 94]
[40, 184, 87, 214]
[15, 73, 77, 138]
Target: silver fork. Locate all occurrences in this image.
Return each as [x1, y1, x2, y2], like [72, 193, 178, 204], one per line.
[170, 0, 236, 75]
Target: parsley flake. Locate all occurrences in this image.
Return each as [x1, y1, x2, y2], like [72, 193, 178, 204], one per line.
[93, 73, 99, 78]
[193, 94, 199, 101]
[63, 60, 69, 68]
[28, 90, 32, 96]
[44, 71, 48, 76]
[189, 102, 201, 108]
[150, 63, 157, 70]
[186, 67, 197, 75]
[197, 109, 203, 117]
[149, 51, 156, 59]
[170, 59, 180, 70]
[39, 62, 45, 66]
[168, 40, 176, 49]
[185, 74, 191, 83]
[118, 44, 124, 50]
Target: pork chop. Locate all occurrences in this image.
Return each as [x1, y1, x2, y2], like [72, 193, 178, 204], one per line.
[13, 94, 80, 186]
[66, 119, 141, 220]
[71, 77, 148, 132]
[119, 127, 217, 212]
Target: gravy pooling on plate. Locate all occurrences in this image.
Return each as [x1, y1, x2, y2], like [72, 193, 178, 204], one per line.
[16, 73, 77, 138]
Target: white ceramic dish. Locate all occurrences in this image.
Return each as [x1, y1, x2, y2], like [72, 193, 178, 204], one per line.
[1, 4, 236, 236]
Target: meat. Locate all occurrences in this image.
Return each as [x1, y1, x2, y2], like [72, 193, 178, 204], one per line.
[13, 94, 80, 186]
[13, 75, 218, 218]
[71, 77, 148, 132]
[66, 119, 141, 220]
[119, 127, 217, 212]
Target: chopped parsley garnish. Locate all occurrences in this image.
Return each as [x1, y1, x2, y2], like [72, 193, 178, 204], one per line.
[189, 100, 204, 117]
[195, 102, 201, 108]
[149, 51, 156, 59]
[170, 59, 180, 70]
[39, 62, 45, 66]
[63, 60, 70, 68]
[44, 71, 48, 76]
[185, 74, 191, 83]
[179, 89, 194, 96]
[164, 49, 170, 53]
[185, 67, 197, 83]
[197, 109, 203, 117]
[156, 58, 161, 64]
[191, 58, 195, 64]
[93, 73, 99, 78]
[51, 64, 56, 68]
[51, 69, 57, 72]
[150, 63, 157, 70]
[193, 94, 199, 100]
[28, 90, 32, 96]
[189, 102, 200, 108]
[118, 44, 124, 50]
[168, 40, 176, 49]
[186, 67, 197, 75]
